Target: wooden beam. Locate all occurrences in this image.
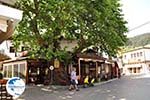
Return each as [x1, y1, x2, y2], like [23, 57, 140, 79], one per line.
[78, 58, 81, 79]
[0, 20, 14, 44]
[96, 61, 98, 79]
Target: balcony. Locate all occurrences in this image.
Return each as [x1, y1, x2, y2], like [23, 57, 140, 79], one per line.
[0, 3, 23, 43]
[0, 4, 23, 30]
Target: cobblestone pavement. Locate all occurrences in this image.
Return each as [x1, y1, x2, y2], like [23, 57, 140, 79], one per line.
[18, 75, 150, 100]
[18, 79, 117, 100]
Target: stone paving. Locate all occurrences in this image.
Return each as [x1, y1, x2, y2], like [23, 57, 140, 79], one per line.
[17, 78, 117, 100]
[16, 75, 150, 100]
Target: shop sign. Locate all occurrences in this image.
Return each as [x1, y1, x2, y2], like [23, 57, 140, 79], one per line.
[54, 59, 60, 68]
[49, 65, 54, 70]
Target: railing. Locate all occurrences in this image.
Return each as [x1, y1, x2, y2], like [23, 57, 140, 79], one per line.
[0, 79, 13, 100]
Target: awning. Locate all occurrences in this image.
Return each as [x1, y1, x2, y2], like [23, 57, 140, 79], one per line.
[77, 53, 105, 62]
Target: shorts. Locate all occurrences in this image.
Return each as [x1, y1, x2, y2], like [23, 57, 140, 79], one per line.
[70, 80, 76, 85]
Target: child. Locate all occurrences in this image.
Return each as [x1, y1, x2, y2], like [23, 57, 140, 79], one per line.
[83, 74, 95, 88]
[89, 75, 95, 87]
[83, 75, 89, 88]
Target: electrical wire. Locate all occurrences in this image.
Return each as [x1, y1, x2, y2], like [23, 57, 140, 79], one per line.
[129, 21, 150, 32]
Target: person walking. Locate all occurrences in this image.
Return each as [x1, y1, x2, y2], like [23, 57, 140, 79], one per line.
[69, 67, 79, 91]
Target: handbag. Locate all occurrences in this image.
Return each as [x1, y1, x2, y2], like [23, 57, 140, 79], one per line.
[75, 79, 78, 84]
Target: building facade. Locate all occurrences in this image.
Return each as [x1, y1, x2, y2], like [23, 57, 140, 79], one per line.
[122, 46, 150, 75]
[0, 40, 16, 59]
[0, 40, 27, 59]
[0, 0, 22, 43]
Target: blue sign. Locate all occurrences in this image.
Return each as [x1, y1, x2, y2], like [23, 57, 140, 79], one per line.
[6, 77, 25, 98]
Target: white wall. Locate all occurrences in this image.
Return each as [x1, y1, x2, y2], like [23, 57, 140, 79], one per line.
[60, 40, 78, 52]
[145, 49, 150, 60]
[0, 40, 15, 58]
[0, 4, 23, 26]
[122, 48, 149, 64]
[122, 47, 150, 75]
[0, 18, 7, 31]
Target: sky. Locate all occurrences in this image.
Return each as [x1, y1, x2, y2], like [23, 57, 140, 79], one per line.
[121, 0, 150, 37]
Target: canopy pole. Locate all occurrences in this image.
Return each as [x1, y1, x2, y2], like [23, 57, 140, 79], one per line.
[96, 61, 98, 79]
[78, 58, 81, 79]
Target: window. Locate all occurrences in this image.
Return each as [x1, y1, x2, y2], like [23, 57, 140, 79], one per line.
[138, 67, 141, 73]
[21, 46, 29, 52]
[10, 46, 15, 53]
[19, 64, 26, 78]
[13, 64, 19, 77]
[134, 53, 136, 57]
[3, 63, 26, 79]
[8, 65, 12, 78]
[133, 68, 136, 73]
[131, 54, 133, 58]
[140, 52, 143, 56]
[137, 52, 139, 57]
[124, 55, 126, 59]
[3, 66, 7, 77]
[129, 68, 132, 73]
[13, 63, 26, 79]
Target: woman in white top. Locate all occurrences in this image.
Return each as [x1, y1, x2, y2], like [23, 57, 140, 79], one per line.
[69, 67, 79, 91]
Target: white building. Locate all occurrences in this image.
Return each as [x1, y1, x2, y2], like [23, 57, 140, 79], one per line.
[0, 40, 14, 58]
[0, 0, 23, 43]
[122, 46, 150, 75]
[0, 0, 23, 59]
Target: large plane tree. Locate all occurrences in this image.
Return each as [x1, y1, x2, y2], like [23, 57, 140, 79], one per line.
[13, 0, 128, 62]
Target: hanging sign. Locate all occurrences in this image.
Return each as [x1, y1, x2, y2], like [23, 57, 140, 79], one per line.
[49, 65, 54, 70]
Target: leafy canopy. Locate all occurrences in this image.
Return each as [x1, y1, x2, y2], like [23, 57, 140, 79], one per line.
[13, 0, 128, 61]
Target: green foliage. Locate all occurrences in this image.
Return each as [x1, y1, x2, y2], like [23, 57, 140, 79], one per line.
[13, 0, 127, 63]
